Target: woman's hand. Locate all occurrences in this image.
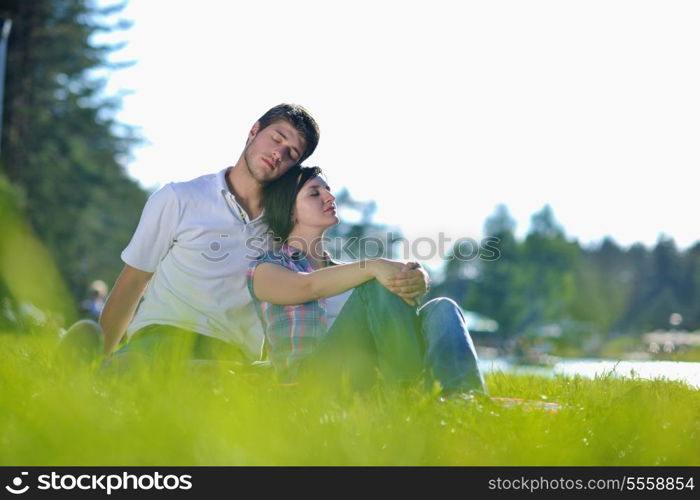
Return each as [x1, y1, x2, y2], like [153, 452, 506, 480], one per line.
[389, 262, 430, 306]
[367, 259, 426, 306]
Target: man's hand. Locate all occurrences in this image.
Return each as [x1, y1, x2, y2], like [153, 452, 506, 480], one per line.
[384, 262, 430, 306]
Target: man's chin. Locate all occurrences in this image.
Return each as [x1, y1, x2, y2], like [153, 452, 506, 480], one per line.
[249, 166, 278, 184]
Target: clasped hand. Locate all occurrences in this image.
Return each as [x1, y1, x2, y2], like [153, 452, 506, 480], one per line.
[369, 259, 430, 306]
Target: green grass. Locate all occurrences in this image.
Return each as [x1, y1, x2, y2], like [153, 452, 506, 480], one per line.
[1, 331, 698, 466]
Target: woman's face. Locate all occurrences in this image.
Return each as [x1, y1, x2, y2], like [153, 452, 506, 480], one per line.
[292, 176, 338, 232]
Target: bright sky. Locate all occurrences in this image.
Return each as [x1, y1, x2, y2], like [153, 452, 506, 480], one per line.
[96, 0, 700, 261]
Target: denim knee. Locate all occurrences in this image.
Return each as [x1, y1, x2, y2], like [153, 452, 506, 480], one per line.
[418, 297, 486, 393]
[419, 297, 463, 325]
[419, 297, 470, 356]
[358, 279, 415, 311]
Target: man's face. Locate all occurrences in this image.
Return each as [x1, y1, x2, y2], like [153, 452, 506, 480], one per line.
[243, 120, 306, 184]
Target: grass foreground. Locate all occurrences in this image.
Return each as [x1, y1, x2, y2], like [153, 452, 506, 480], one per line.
[1, 332, 698, 466]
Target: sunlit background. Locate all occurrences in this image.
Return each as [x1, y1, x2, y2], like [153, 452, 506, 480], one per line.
[2, 0, 699, 361]
[1, 3, 699, 466]
[95, 0, 699, 256]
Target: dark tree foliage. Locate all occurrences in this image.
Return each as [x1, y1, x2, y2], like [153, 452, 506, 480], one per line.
[570, 237, 634, 332]
[438, 204, 699, 338]
[460, 204, 579, 336]
[0, 0, 147, 303]
[614, 236, 688, 333]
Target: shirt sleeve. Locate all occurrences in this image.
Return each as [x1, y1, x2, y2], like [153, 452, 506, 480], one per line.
[121, 183, 181, 272]
[246, 252, 277, 301]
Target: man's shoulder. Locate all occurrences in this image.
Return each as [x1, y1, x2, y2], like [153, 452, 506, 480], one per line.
[149, 170, 229, 212]
[169, 170, 222, 197]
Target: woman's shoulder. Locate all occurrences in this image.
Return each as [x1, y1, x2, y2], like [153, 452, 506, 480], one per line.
[246, 250, 290, 296]
[249, 246, 304, 268]
[251, 249, 286, 263]
[248, 251, 293, 274]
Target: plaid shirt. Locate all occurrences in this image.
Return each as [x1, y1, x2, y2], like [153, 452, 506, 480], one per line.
[247, 243, 337, 381]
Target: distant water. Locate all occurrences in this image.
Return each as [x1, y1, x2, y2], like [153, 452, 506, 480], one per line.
[479, 357, 700, 389]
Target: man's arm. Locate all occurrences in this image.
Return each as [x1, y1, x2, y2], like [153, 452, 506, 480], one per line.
[100, 264, 153, 355]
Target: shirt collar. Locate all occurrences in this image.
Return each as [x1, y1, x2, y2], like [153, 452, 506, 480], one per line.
[218, 167, 265, 223]
[216, 167, 230, 195]
[281, 242, 305, 261]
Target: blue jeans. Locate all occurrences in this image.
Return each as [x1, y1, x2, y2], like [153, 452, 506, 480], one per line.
[418, 297, 486, 393]
[305, 280, 486, 394]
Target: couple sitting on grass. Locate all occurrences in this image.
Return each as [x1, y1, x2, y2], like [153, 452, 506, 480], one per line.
[86, 104, 485, 395]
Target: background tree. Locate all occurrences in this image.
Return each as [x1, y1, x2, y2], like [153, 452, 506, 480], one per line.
[681, 242, 700, 329]
[455, 204, 530, 335]
[326, 188, 403, 262]
[569, 237, 634, 333]
[0, 0, 147, 309]
[441, 206, 700, 347]
[518, 205, 578, 329]
[616, 236, 685, 333]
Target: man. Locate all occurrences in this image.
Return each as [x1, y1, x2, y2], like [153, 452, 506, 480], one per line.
[80, 280, 108, 320]
[96, 103, 428, 363]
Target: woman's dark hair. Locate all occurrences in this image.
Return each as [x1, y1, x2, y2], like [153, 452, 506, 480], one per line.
[262, 165, 323, 243]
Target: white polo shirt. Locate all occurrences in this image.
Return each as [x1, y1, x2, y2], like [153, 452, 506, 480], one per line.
[121, 168, 270, 361]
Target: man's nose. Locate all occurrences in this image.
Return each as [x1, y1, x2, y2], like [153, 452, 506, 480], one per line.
[276, 144, 294, 162]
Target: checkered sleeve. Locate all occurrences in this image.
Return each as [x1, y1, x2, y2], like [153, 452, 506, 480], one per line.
[246, 251, 325, 382]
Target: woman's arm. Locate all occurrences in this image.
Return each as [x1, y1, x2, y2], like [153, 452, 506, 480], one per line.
[251, 259, 405, 305]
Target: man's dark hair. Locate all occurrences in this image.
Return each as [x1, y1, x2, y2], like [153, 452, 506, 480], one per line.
[262, 164, 323, 243]
[257, 104, 320, 163]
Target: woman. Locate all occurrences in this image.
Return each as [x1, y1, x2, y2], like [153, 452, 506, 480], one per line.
[247, 165, 486, 394]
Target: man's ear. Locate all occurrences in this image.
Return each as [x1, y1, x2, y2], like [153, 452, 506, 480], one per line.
[249, 121, 261, 139]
